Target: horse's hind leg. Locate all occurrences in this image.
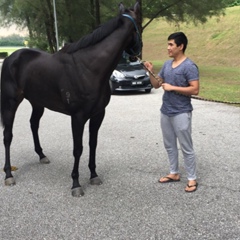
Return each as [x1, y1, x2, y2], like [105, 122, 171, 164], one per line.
[30, 104, 50, 164]
[3, 99, 23, 186]
[88, 110, 105, 185]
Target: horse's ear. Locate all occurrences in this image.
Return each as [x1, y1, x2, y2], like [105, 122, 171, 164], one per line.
[119, 2, 125, 14]
[133, 1, 140, 15]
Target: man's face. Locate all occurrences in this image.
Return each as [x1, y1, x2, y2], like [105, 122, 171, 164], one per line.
[167, 39, 183, 58]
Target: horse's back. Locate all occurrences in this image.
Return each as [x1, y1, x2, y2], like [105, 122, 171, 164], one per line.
[1, 48, 77, 115]
[0, 47, 110, 117]
[0, 49, 49, 122]
[11, 48, 49, 66]
[5, 48, 47, 61]
[1, 48, 49, 81]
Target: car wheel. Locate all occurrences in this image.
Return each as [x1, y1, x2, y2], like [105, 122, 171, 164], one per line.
[145, 89, 151, 93]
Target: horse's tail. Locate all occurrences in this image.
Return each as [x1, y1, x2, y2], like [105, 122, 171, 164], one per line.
[0, 56, 19, 127]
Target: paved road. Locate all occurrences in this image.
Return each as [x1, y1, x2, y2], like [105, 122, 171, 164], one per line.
[0, 63, 240, 239]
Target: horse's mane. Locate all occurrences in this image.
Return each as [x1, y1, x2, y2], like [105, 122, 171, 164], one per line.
[60, 15, 123, 54]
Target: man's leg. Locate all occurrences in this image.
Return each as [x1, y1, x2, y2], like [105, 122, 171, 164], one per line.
[172, 112, 198, 192]
[161, 113, 179, 175]
[172, 112, 196, 180]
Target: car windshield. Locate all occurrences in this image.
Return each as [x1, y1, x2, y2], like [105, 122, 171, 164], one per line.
[119, 55, 140, 65]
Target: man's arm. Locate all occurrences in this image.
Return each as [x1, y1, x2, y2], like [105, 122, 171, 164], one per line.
[143, 61, 163, 89]
[162, 80, 199, 95]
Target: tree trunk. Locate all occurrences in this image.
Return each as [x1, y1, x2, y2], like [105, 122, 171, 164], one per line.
[95, 0, 101, 26]
[137, 0, 143, 58]
[45, 0, 56, 52]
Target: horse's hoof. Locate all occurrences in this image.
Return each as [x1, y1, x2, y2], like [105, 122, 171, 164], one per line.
[71, 187, 84, 197]
[5, 177, 16, 186]
[40, 157, 50, 164]
[90, 176, 102, 185]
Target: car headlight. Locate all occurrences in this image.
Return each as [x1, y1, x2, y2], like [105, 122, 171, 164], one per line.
[112, 70, 125, 78]
[146, 71, 150, 76]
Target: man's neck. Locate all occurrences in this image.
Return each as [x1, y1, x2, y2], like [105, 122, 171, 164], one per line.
[172, 54, 187, 68]
[173, 53, 186, 62]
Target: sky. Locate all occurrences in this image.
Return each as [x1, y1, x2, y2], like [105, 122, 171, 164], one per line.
[0, 24, 28, 37]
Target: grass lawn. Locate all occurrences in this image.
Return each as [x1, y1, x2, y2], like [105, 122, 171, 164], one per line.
[199, 66, 240, 103]
[143, 6, 240, 105]
[152, 62, 240, 105]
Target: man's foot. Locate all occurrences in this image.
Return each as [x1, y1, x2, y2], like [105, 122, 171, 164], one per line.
[158, 174, 180, 183]
[185, 180, 198, 192]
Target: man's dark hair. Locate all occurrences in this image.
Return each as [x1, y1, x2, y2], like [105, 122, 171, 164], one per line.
[168, 32, 188, 53]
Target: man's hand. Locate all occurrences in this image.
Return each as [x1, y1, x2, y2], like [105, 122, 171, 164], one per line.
[143, 61, 163, 89]
[162, 83, 173, 91]
[162, 80, 199, 95]
[143, 61, 153, 72]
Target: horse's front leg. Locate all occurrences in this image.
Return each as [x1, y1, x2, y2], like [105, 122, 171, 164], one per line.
[88, 110, 105, 185]
[70, 114, 85, 197]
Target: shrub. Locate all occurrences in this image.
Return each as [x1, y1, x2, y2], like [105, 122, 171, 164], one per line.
[0, 52, 8, 58]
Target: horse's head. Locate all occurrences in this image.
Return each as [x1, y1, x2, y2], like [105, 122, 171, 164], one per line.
[119, 1, 142, 57]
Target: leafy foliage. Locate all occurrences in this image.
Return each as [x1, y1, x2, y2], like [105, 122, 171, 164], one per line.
[0, 0, 236, 52]
[227, 0, 240, 6]
[0, 34, 25, 46]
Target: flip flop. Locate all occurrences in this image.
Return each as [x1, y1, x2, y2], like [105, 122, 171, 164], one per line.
[158, 176, 180, 183]
[185, 182, 198, 193]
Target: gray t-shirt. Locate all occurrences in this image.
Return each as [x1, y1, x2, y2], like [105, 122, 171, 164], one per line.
[158, 58, 199, 116]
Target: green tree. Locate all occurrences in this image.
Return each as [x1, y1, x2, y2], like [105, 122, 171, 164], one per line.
[0, 0, 234, 52]
[138, 0, 232, 30]
[0, 0, 56, 51]
[0, 0, 92, 52]
[0, 34, 25, 46]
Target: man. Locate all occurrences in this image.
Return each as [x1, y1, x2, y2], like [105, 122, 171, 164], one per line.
[144, 32, 199, 192]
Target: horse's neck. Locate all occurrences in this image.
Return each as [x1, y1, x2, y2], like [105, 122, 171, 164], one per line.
[74, 20, 134, 77]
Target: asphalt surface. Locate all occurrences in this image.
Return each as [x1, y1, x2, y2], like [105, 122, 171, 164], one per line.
[0, 61, 240, 239]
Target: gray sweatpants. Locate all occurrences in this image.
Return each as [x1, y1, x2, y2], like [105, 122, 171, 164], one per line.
[161, 112, 197, 180]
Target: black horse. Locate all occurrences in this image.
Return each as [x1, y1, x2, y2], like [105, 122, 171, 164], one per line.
[0, 2, 142, 197]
